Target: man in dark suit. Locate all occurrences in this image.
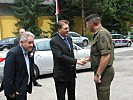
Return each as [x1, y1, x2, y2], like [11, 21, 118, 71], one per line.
[14, 28, 26, 46]
[14, 28, 42, 87]
[50, 20, 86, 100]
[3, 32, 34, 100]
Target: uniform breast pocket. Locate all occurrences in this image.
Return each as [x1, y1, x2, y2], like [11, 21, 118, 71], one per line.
[91, 42, 98, 55]
[91, 42, 100, 68]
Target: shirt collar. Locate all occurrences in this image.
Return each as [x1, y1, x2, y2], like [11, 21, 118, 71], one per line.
[94, 25, 103, 35]
[20, 45, 28, 55]
[58, 33, 67, 40]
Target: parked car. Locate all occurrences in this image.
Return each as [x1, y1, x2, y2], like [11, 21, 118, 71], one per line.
[126, 32, 133, 41]
[0, 51, 7, 83]
[111, 34, 132, 47]
[0, 38, 90, 82]
[0, 37, 16, 51]
[68, 31, 89, 47]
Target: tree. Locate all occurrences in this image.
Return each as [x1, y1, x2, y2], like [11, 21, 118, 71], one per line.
[95, 0, 133, 33]
[12, 0, 46, 37]
[114, 0, 133, 33]
[71, 0, 97, 35]
[74, 0, 133, 34]
[45, 0, 76, 37]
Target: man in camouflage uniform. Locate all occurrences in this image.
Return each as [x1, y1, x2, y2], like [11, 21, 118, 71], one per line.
[86, 14, 115, 100]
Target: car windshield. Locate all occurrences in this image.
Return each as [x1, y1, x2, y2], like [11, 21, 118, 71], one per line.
[112, 35, 123, 39]
[0, 38, 15, 43]
[35, 40, 51, 51]
[69, 33, 80, 37]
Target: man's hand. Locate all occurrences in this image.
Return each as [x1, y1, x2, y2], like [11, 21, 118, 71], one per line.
[94, 74, 101, 83]
[30, 53, 34, 57]
[77, 58, 88, 66]
[84, 57, 91, 62]
[9, 93, 15, 98]
[9, 91, 19, 99]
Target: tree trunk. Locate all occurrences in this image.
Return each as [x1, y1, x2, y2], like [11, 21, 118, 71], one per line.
[81, 0, 86, 36]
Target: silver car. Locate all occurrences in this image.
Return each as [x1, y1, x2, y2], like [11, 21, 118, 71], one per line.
[0, 38, 90, 82]
[68, 31, 89, 47]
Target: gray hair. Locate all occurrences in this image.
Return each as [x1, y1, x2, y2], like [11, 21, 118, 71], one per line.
[20, 31, 35, 42]
[85, 14, 101, 25]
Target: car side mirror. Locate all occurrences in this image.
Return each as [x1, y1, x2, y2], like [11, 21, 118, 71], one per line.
[74, 46, 78, 50]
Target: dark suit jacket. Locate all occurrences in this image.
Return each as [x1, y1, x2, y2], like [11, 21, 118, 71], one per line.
[50, 34, 77, 82]
[3, 45, 32, 97]
[14, 36, 20, 47]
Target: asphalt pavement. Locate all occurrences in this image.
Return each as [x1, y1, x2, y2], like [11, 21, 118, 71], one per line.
[0, 45, 133, 100]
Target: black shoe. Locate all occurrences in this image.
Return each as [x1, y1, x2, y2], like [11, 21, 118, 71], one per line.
[34, 83, 42, 87]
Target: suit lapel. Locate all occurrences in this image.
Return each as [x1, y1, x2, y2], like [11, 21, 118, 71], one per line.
[57, 34, 71, 51]
[18, 45, 28, 72]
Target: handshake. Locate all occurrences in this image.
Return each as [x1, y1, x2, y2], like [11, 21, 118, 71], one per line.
[77, 57, 90, 66]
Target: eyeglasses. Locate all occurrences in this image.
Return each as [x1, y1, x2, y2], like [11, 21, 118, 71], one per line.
[63, 27, 70, 30]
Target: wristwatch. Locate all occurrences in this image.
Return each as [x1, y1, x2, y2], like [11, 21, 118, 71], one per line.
[96, 73, 101, 78]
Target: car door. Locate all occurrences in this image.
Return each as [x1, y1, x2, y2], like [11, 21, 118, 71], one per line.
[120, 35, 128, 46]
[73, 44, 90, 69]
[34, 40, 53, 75]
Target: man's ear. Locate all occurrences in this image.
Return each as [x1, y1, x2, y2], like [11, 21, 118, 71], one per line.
[89, 21, 93, 25]
[58, 28, 60, 33]
[20, 41, 23, 44]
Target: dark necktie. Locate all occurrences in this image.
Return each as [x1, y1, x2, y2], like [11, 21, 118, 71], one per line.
[64, 38, 71, 50]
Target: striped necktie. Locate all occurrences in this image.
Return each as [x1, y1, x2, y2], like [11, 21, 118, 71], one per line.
[64, 38, 71, 50]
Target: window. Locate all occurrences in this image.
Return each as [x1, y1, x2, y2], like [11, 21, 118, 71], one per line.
[35, 40, 51, 51]
[8, 38, 15, 42]
[72, 33, 80, 37]
[1, 38, 15, 43]
[112, 35, 117, 39]
[112, 35, 122, 39]
[68, 32, 80, 37]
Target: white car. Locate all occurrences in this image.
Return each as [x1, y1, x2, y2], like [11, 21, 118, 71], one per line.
[0, 38, 91, 82]
[68, 31, 89, 47]
[111, 34, 132, 47]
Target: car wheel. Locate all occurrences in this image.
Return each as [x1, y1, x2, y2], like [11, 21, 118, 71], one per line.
[82, 40, 88, 47]
[2, 47, 9, 51]
[33, 64, 39, 78]
[127, 42, 131, 47]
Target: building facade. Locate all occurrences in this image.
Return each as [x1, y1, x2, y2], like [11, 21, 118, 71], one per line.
[0, 0, 82, 39]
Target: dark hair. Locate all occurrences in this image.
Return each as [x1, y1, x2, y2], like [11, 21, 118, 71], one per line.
[85, 14, 101, 25]
[57, 20, 69, 29]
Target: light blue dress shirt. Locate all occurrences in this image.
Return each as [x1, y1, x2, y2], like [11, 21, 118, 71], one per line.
[20, 45, 30, 85]
[59, 34, 71, 50]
